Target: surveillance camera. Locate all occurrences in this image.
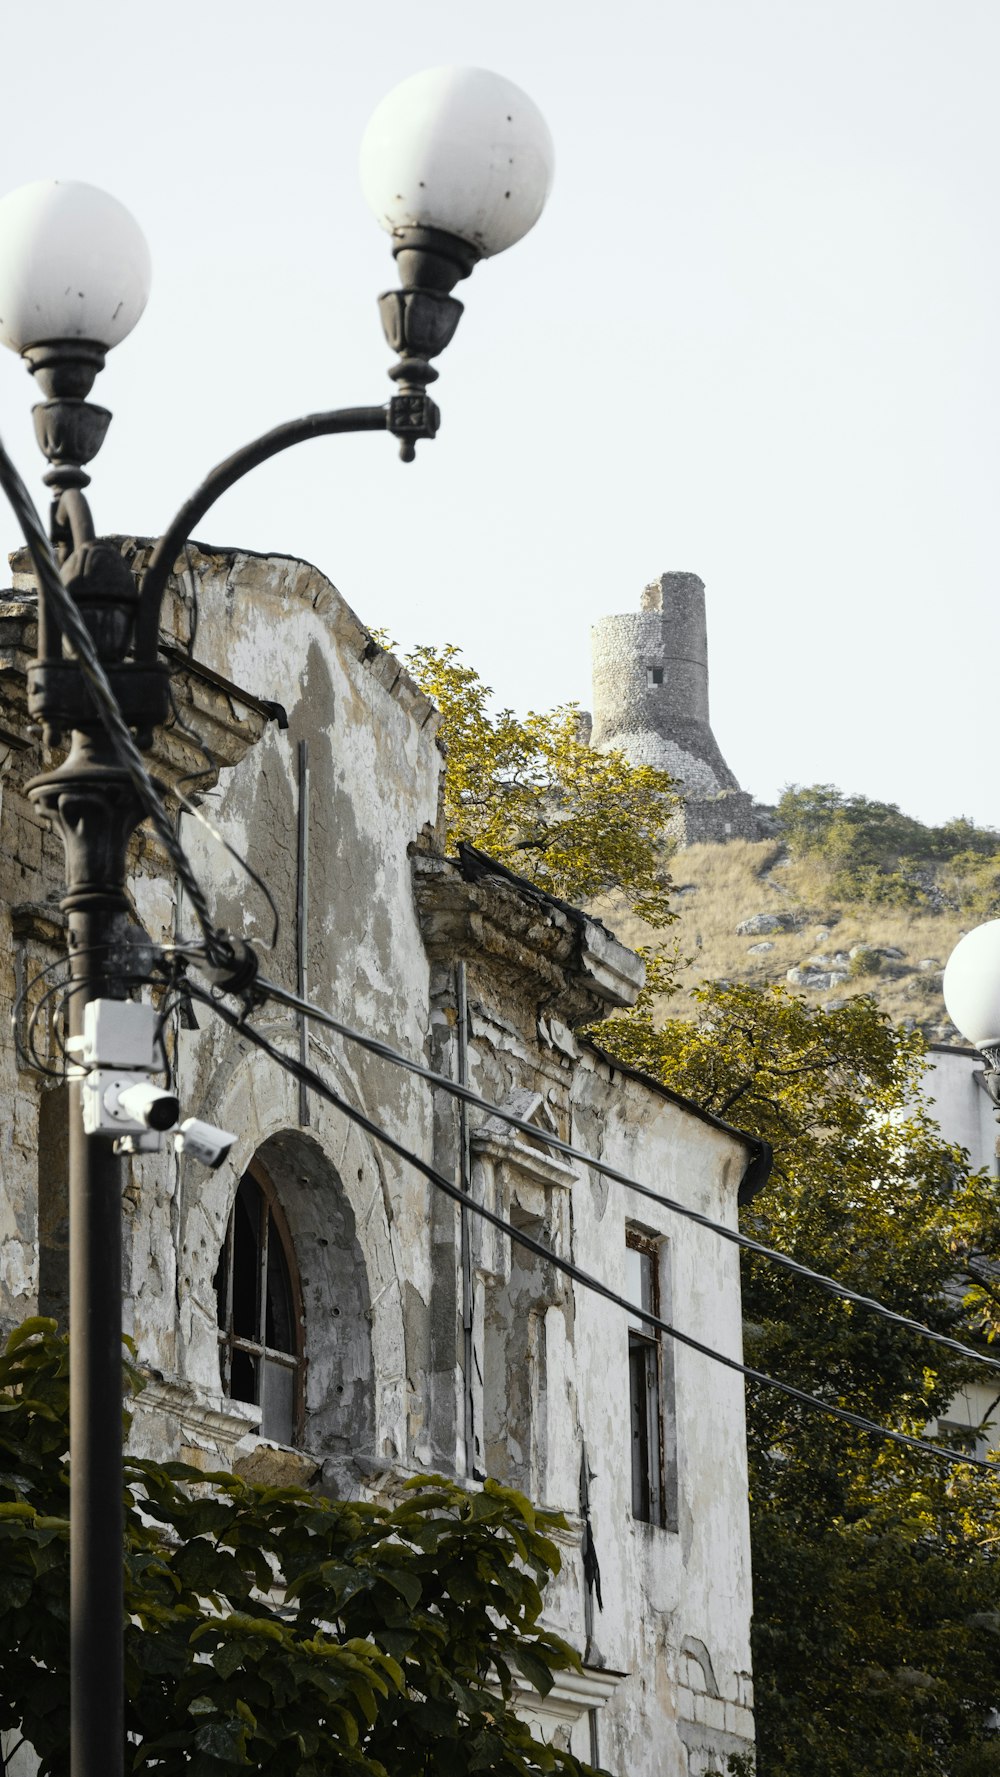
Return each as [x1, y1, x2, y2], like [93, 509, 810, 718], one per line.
[113, 1079, 181, 1132]
[174, 1117, 237, 1170]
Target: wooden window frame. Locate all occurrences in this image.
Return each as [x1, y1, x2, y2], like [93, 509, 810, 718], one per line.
[626, 1226, 667, 1528]
[216, 1158, 305, 1444]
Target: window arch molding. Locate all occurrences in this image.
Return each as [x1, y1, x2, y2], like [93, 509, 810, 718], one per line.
[174, 1044, 403, 1478]
[210, 1129, 380, 1465]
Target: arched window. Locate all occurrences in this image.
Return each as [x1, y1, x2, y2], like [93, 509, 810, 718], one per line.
[214, 1161, 304, 1445]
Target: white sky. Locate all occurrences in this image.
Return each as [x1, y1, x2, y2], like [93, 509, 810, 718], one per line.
[0, 0, 996, 829]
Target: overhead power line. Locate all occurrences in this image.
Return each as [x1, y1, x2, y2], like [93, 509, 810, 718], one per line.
[0, 433, 228, 965]
[248, 972, 1000, 1382]
[189, 986, 1000, 1478]
[10, 411, 987, 1392]
[9, 453, 991, 1447]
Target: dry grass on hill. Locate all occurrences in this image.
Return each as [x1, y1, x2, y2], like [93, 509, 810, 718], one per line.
[594, 839, 968, 1038]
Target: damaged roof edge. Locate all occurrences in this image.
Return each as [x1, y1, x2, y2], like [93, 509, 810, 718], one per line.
[581, 1034, 774, 1207]
[454, 840, 632, 951]
[450, 846, 772, 1205]
[7, 540, 443, 739]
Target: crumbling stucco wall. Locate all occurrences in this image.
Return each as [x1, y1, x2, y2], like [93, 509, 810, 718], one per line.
[415, 849, 756, 1773]
[0, 544, 758, 1776]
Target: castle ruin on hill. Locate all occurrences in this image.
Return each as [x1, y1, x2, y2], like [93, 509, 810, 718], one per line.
[589, 571, 764, 845]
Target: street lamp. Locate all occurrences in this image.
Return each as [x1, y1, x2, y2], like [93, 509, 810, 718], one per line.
[943, 920, 1000, 1099]
[0, 64, 552, 1777]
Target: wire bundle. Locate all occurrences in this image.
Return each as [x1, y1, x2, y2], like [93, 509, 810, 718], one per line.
[4, 426, 996, 1478]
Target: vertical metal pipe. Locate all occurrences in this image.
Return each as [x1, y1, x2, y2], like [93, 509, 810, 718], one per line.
[588, 1709, 601, 1769]
[296, 740, 310, 1127]
[456, 961, 476, 1475]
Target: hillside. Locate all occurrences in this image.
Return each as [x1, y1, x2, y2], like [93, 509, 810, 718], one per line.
[600, 788, 1000, 1041]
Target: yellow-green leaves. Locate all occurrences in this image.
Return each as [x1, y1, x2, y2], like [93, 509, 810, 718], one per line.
[401, 643, 678, 930]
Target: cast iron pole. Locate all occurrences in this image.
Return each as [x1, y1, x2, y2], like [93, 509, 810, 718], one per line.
[31, 732, 147, 1777]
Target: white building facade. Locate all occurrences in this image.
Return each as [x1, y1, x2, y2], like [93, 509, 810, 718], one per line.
[920, 1044, 1000, 1458]
[0, 542, 763, 1775]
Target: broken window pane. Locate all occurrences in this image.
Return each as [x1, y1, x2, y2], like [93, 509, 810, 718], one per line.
[626, 1229, 668, 1528]
[215, 1164, 303, 1444]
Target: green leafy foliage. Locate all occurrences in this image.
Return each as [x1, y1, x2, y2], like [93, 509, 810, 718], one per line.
[600, 979, 1000, 1777]
[776, 783, 1000, 910]
[940, 849, 1000, 921]
[402, 643, 1000, 1773]
[0, 1322, 605, 1777]
[395, 642, 678, 931]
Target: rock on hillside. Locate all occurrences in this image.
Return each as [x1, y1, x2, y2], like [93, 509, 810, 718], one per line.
[597, 839, 967, 1041]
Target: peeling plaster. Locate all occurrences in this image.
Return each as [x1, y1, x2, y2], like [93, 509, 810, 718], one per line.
[0, 545, 758, 1775]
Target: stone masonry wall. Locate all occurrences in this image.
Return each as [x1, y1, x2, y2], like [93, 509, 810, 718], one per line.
[590, 573, 740, 800]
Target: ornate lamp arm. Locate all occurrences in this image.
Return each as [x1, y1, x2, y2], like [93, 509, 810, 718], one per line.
[134, 397, 424, 663]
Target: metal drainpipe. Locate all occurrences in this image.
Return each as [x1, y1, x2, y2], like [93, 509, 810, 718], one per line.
[456, 961, 476, 1475]
[296, 740, 310, 1127]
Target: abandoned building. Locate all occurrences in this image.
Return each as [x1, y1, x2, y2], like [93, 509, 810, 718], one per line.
[0, 542, 765, 1775]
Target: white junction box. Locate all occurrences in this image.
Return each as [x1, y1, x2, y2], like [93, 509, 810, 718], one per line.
[78, 999, 159, 1070]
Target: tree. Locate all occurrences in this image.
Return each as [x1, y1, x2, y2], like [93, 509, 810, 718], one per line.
[0, 1321, 603, 1777]
[600, 978, 1000, 1777]
[398, 643, 677, 930]
[398, 649, 1000, 1771]
[775, 782, 1000, 910]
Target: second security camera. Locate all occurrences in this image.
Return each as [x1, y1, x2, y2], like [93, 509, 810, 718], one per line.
[174, 1119, 237, 1170]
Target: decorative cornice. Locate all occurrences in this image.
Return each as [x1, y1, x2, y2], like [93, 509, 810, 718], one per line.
[129, 1375, 260, 1461]
[412, 849, 644, 1029]
[471, 1106, 579, 1192]
[511, 1664, 627, 1724]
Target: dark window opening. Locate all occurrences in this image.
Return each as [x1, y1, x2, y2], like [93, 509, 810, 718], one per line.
[646, 666, 663, 687]
[215, 1163, 303, 1445]
[626, 1228, 666, 1526]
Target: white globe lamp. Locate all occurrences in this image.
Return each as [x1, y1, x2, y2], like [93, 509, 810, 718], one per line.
[943, 920, 1000, 1058]
[0, 180, 150, 357]
[360, 65, 554, 263]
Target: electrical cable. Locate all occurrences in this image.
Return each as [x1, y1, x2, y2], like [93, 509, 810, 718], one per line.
[26, 977, 73, 1073]
[247, 971, 1000, 1381]
[11, 946, 88, 1064]
[13, 948, 110, 1077]
[187, 984, 1000, 1478]
[162, 684, 280, 951]
[20, 969, 165, 1079]
[20, 982, 69, 1080]
[5, 419, 990, 1448]
[0, 430, 229, 965]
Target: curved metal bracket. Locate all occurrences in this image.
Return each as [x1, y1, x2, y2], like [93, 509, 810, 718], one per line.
[134, 402, 397, 662]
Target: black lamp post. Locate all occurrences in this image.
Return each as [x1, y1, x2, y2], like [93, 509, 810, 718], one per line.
[0, 65, 552, 1777]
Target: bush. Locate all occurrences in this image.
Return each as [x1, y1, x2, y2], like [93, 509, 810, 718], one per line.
[777, 786, 1000, 884]
[848, 948, 883, 979]
[0, 1319, 604, 1777]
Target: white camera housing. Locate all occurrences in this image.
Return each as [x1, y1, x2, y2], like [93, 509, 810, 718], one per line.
[174, 1118, 237, 1170]
[113, 1080, 180, 1132]
[80, 1072, 179, 1138]
[70, 1000, 236, 1169]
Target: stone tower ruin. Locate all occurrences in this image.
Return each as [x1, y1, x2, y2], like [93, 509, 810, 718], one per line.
[590, 571, 761, 844]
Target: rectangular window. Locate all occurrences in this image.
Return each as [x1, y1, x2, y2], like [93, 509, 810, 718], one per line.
[646, 666, 664, 687]
[626, 1228, 674, 1528]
